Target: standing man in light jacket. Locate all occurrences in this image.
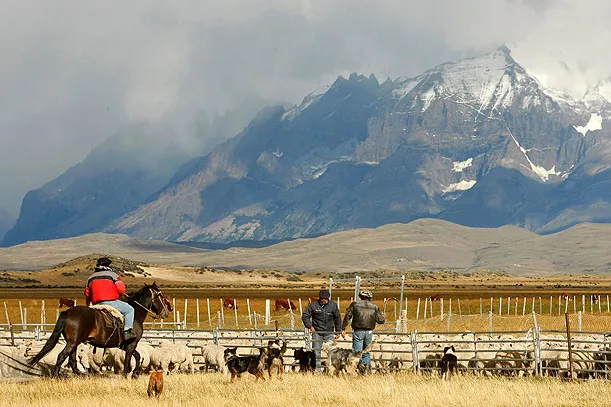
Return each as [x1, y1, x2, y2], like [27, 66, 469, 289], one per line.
[342, 289, 385, 372]
[301, 289, 342, 372]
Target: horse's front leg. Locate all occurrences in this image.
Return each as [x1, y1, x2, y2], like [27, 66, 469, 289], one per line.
[123, 343, 138, 378]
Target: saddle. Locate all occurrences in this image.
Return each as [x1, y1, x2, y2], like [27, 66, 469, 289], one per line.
[90, 304, 125, 331]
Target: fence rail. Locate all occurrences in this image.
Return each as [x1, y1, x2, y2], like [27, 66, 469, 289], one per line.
[2, 323, 611, 379]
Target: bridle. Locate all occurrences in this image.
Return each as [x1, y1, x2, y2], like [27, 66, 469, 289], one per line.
[131, 287, 171, 320]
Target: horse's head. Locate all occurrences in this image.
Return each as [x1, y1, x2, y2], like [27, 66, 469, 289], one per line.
[148, 282, 172, 319]
[130, 282, 172, 320]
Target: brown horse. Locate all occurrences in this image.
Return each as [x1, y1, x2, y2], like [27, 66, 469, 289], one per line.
[28, 282, 171, 378]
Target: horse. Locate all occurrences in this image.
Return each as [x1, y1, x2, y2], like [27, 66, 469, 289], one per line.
[28, 282, 171, 378]
[274, 299, 296, 311]
[223, 298, 238, 310]
[59, 298, 75, 308]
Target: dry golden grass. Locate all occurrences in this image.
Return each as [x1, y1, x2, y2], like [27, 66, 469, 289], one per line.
[1, 373, 610, 407]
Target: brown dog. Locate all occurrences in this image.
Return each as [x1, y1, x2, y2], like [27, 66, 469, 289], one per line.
[147, 370, 164, 398]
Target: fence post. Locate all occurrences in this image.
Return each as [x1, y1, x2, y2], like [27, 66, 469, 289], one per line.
[489, 311, 493, 334]
[298, 298, 303, 316]
[522, 297, 526, 316]
[515, 297, 518, 316]
[480, 297, 483, 315]
[207, 298, 211, 327]
[565, 312, 574, 379]
[247, 299, 253, 326]
[539, 297, 542, 314]
[549, 296, 552, 316]
[608, 295, 610, 313]
[532, 297, 535, 314]
[234, 299, 239, 327]
[213, 327, 219, 345]
[499, 297, 502, 316]
[490, 297, 493, 314]
[458, 299, 462, 316]
[440, 298, 444, 320]
[507, 297, 510, 315]
[411, 330, 419, 373]
[176, 311, 181, 329]
[416, 298, 421, 319]
[3, 301, 10, 325]
[582, 295, 586, 313]
[19, 301, 23, 327]
[183, 299, 188, 329]
[265, 299, 271, 325]
[578, 311, 582, 332]
[217, 311, 222, 329]
[423, 297, 428, 319]
[220, 299, 225, 324]
[172, 298, 176, 322]
[449, 298, 452, 315]
[599, 297, 602, 314]
[429, 297, 433, 318]
[196, 299, 200, 328]
[532, 311, 540, 376]
[573, 296, 577, 314]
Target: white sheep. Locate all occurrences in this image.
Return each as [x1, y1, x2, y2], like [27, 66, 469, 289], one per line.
[149, 343, 194, 374]
[200, 344, 228, 374]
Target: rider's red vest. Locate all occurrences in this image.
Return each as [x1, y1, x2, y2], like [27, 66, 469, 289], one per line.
[84, 266, 126, 305]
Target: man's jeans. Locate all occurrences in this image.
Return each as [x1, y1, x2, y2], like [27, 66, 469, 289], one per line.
[99, 300, 135, 331]
[312, 332, 335, 370]
[352, 330, 374, 365]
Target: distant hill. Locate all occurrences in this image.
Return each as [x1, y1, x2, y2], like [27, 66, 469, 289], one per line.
[3, 219, 611, 275]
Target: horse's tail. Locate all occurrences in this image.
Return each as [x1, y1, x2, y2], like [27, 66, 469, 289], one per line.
[27, 311, 67, 366]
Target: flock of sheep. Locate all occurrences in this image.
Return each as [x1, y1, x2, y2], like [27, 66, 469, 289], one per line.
[1, 329, 610, 379]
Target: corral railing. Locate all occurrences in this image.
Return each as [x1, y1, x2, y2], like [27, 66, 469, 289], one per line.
[2, 324, 611, 379]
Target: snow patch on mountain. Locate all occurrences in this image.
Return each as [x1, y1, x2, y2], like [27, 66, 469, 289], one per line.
[282, 85, 330, 120]
[442, 180, 477, 194]
[574, 113, 603, 136]
[453, 158, 473, 172]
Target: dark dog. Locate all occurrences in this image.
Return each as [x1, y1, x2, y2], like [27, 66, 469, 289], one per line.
[147, 370, 164, 398]
[325, 341, 376, 376]
[266, 339, 287, 378]
[293, 347, 316, 373]
[440, 346, 458, 380]
[224, 347, 267, 381]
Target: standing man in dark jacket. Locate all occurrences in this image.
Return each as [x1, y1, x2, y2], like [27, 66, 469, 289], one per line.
[342, 289, 385, 371]
[84, 257, 136, 341]
[301, 289, 342, 372]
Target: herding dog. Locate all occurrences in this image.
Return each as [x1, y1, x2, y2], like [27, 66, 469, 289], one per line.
[440, 346, 458, 380]
[293, 347, 316, 373]
[147, 370, 164, 398]
[266, 339, 287, 378]
[325, 341, 376, 376]
[224, 347, 267, 381]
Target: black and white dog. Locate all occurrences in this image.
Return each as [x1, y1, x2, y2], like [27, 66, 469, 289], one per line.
[223, 347, 267, 381]
[293, 347, 316, 373]
[266, 339, 287, 378]
[440, 346, 458, 380]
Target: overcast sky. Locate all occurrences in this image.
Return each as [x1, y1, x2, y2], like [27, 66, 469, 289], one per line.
[1, 0, 610, 217]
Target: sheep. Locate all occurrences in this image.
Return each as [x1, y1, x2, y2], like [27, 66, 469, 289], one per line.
[150, 343, 194, 374]
[200, 344, 228, 374]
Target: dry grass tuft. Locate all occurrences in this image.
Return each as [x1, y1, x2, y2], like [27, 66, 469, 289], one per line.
[1, 373, 610, 407]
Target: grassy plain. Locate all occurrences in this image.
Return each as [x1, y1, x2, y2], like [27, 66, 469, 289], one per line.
[1, 373, 610, 407]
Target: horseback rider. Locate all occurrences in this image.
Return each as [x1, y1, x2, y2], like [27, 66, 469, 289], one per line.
[84, 257, 136, 341]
